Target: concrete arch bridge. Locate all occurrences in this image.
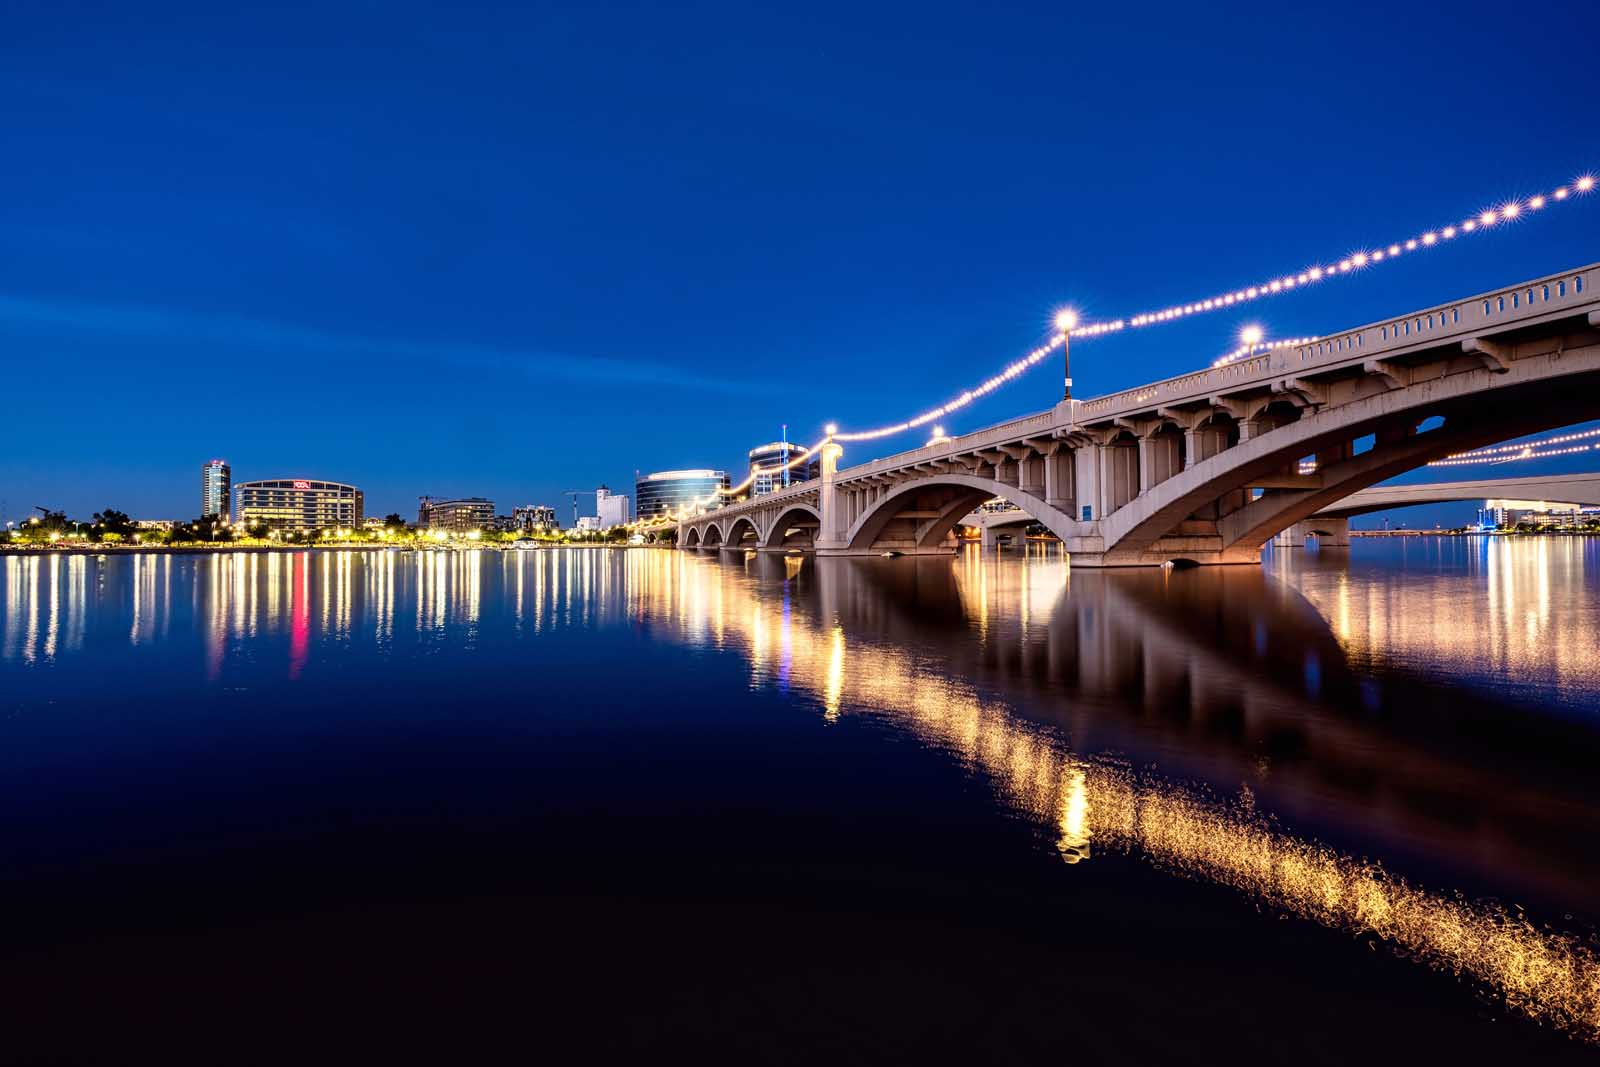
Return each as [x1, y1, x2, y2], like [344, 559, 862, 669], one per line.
[678, 263, 1600, 565]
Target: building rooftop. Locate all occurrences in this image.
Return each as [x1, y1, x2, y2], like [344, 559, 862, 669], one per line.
[643, 469, 725, 480]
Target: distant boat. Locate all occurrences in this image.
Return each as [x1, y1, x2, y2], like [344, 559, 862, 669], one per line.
[512, 539, 541, 550]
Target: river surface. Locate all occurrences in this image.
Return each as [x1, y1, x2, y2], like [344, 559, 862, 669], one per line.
[1, 540, 1598, 1063]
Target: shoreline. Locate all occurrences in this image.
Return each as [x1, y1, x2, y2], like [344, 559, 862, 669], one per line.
[1350, 530, 1600, 538]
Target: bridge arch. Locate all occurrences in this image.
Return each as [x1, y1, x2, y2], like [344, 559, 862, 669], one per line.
[1102, 367, 1600, 563]
[700, 522, 724, 548]
[760, 503, 823, 550]
[845, 474, 1074, 554]
[726, 515, 761, 548]
[682, 526, 701, 548]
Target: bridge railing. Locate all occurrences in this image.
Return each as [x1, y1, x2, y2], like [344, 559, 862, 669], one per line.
[837, 410, 1055, 482]
[709, 479, 819, 516]
[1076, 262, 1598, 420]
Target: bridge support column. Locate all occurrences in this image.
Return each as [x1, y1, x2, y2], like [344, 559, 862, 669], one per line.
[1104, 440, 1140, 514]
[1074, 447, 1102, 522]
[1045, 447, 1074, 511]
[1308, 517, 1350, 548]
[814, 440, 849, 554]
[1142, 429, 1183, 487]
[1019, 454, 1045, 496]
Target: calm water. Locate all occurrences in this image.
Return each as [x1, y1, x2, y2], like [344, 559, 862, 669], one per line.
[2, 540, 1599, 1063]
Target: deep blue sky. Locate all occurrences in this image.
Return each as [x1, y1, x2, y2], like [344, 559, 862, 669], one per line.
[3, 1, 1597, 526]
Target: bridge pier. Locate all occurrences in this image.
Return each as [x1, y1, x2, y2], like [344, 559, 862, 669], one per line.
[812, 439, 850, 555]
[1272, 517, 1351, 549]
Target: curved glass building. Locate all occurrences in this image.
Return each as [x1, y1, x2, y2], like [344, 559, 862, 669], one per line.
[748, 442, 819, 496]
[635, 470, 729, 520]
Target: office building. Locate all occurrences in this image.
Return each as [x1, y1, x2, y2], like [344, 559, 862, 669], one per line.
[419, 496, 495, 534]
[748, 441, 818, 497]
[1478, 499, 1600, 530]
[235, 479, 364, 531]
[635, 470, 729, 520]
[513, 505, 558, 533]
[596, 485, 631, 527]
[201, 459, 231, 519]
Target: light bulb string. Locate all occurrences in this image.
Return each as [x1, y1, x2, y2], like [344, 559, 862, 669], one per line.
[822, 171, 1595, 444]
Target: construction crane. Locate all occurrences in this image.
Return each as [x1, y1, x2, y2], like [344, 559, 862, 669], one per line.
[562, 490, 595, 528]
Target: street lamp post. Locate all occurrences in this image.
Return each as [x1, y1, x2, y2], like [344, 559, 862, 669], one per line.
[1055, 310, 1078, 401]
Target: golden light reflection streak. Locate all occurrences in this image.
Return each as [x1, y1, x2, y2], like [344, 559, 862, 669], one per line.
[1, 558, 19, 661]
[823, 625, 844, 722]
[43, 555, 59, 660]
[657, 553, 1600, 1040]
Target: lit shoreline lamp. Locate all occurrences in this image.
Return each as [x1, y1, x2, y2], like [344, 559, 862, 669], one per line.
[1055, 309, 1079, 400]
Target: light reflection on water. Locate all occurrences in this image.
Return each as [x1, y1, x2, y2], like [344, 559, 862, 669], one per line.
[1270, 536, 1600, 706]
[3, 542, 1600, 1040]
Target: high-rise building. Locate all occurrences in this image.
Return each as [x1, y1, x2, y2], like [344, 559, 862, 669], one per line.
[634, 470, 728, 520]
[595, 485, 631, 527]
[201, 459, 231, 519]
[747, 441, 818, 497]
[419, 496, 495, 534]
[235, 479, 363, 531]
[512, 505, 559, 532]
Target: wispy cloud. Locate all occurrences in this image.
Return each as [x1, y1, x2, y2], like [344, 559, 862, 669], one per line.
[0, 293, 762, 395]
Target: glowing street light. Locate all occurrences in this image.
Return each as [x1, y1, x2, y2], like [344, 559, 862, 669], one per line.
[1240, 324, 1264, 354]
[1055, 309, 1078, 400]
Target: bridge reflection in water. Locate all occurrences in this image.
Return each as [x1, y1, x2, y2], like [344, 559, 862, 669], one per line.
[627, 545, 1600, 1041]
[3, 545, 1600, 1039]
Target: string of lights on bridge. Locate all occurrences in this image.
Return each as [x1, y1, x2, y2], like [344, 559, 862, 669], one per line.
[824, 171, 1595, 444]
[1293, 427, 1600, 475]
[1212, 331, 1322, 368]
[1427, 426, 1600, 467]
